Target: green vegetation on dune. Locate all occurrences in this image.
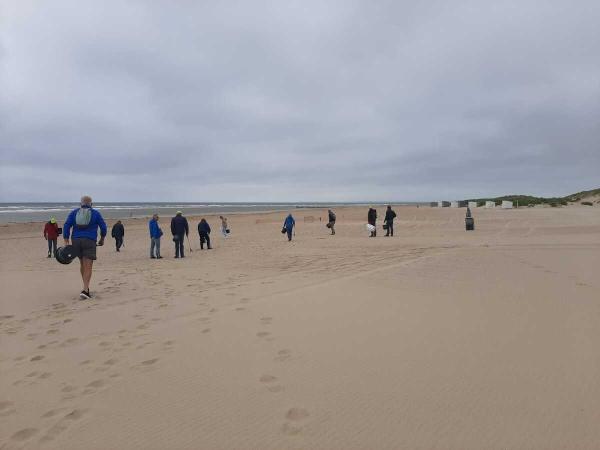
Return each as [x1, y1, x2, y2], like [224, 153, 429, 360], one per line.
[466, 188, 600, 207]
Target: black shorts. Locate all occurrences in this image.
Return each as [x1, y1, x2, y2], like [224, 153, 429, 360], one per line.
[72, 238, 97, 260]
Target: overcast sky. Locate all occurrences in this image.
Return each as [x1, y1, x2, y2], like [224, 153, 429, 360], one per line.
[1, 1, 599, 202]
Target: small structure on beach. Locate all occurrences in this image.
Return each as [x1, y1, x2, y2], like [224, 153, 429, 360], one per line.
[468, 201, 478, 209]
[440, 201, 450, 207]
[501, 201, 513, 209]
[430, 202, 438, 207]
[485, 201, 495, 208]
[450, 201, 459, 208]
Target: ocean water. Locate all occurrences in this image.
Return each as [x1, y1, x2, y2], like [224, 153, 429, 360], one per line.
[0, 202, 396, 224]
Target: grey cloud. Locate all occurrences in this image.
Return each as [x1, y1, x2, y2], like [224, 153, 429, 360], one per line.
[1, 0, 599, 201]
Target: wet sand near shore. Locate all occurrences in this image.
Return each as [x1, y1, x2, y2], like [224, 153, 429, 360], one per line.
[1, 206, 600, 449]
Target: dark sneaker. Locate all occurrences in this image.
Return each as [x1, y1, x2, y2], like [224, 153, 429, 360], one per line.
[150, 256, 156, 259]
[79, 290, 92, 300]
[157, 256, 163, 259]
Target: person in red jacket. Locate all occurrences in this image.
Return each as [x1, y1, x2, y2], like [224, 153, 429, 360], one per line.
[43, 217, 60, 258]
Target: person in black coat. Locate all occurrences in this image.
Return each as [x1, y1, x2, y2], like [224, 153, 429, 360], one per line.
[367, 208, 377, 237]
[170, 211, 189, 258]
[197, 218, 212, 250]
[111, 220, 125, 251]
[384, 205, 397, 237]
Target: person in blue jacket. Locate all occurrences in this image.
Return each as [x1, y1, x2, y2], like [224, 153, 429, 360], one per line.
[63, 195, 107, 300]
[283, 213, 295, 242]
[149, 214, 163, 259]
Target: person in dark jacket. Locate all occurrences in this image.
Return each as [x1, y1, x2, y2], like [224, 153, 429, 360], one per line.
[43, 217, 60, 257]
[111, 220, 125, 251]
[327, 209, 336, 235]
[197, 218, 212, 250]
[283, 214, 295, 241]
[384, 205, 397, 237]
[368, 207, 377, 237]
[170, 211, 189, 258]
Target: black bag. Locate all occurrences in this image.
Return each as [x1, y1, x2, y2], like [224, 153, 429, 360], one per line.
[382, 224, 388, 230]
[281, 227, 287, 234]
[55, 245, 76, 265]
[326, 222, 332, 228]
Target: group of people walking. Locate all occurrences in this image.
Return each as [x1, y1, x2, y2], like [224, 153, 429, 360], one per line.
[47, 196, 398, 300]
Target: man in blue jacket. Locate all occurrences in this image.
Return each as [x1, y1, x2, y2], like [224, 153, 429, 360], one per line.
[283, 213, 295, 242]
[149, 214, 163, 259]
[63, 195, 107, 300]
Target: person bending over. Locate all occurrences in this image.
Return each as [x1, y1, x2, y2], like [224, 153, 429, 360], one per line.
[198, 218, 212, 249]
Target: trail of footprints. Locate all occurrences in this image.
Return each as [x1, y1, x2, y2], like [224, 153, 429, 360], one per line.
[2, 306, 179, 448]
[254, 314, 310, 437]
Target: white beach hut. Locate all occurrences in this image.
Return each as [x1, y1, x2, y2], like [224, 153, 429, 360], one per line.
[468, 201, 478, 209]
[485, 201, 495, 208]
[437, 201, 444, 207]
[501, 200, 513, 209]
[450, 201, 459, 208]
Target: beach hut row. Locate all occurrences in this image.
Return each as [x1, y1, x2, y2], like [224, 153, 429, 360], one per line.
[430, 200, 514, 209]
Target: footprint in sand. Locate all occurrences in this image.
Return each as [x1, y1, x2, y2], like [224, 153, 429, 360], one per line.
[140, 358, 159, 366]
[202, 328, 211, 334]
[260, 317, 273, 325]
[11, 427, 38, 442]
[259, 374, 277, 383]
[40, 409, 87, 442]
[256, 331, 270, 338]
[274, 349, 292, 362]
[281, 408, 310, 435]
[0, 400, 16, 417]
[86, 379, 106, 389]
[235, 307, 245, 311]
[41, 408, 65, 419]
[30, 355, 45, 362]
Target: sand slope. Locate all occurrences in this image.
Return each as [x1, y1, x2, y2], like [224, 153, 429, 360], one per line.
[1, 206, 600, 449]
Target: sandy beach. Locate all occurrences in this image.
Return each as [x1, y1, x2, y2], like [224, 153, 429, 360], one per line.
[1, 205, 600, 450]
